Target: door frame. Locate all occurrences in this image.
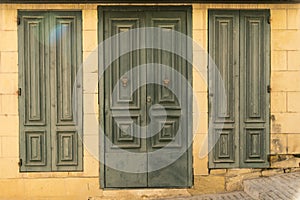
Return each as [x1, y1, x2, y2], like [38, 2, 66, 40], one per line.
[98, 5, 193, 188]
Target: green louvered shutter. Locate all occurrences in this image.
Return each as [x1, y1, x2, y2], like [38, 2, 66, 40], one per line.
[19, 11, 83, 172]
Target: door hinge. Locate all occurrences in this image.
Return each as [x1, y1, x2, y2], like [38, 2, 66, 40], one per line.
[18, 88, 22, 96]
[18, 158, 22, 167]
[17, 17, 21, 25]
[267, 85, 271, 93]
[267, 16, 271, 24]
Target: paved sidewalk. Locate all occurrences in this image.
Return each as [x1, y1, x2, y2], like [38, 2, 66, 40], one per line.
[244, 172, 300, 200]
[162, 172, 300, 200]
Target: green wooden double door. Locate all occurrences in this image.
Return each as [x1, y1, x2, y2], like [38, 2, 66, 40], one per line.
[100, 7, 193, 188]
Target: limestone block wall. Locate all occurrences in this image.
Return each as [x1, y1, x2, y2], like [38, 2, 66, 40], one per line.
[0, 3, 299, 199]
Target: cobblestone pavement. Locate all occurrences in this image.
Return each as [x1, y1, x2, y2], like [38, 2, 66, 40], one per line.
[162, 172, 300, 200]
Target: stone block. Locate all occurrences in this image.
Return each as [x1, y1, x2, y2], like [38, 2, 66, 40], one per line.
[84, 93, 98, 114]
[82, 155, 99, 177]
[271, 133, 287, 154]
[0, 95, 2, 115]
[64, 178, 103, 198]
[0, 115, 19, 135]
[272, 30, 300, 50]
[0, 94, 18, 115]
[193, 30, 207, 51]
[0, 31, 17, 51]
[0, 157, 19, 178]
[193, 9, 207, 30]
[271, 92, 286, 113]
[226, 169, 252, 177]
[103, 188, 190, 200]
[288, 51, 300, 70]
[0, 52, 18, 73]
[193, 134, 209, 175]
[193, 68, 208, 92]
[84, 113, 99, 133]
[83, 72, 98, 94]
[271, 50, 287, 71]
[83, 30, 98, 52]
[83, 51, 98, 73]
[271, 155, 300, 168]
[20, 171, 69, 179]
[0, 73, 18, 94]
[291, 168, 300, 172]
[272, 113, 300, 133]
[272, 71, 300, 92]
[0, 9, 17, 31]
[287, 9, 300, 29]
[193, 112, 208, 134]
[210, 169, 227, 175]
[83, 135, 99, 159]
[0, 179, 25, 199]
[1, 136, 18, 157]
[261, 169, 284, 176]
[287, 92, 300, 112]
[225, 172, 261, 192]
[287, 134, 300, 154]
[194, 92, 208, 113]
[188, 175, 225, 195]
[24, 178, 67, 197]
[271, 9, 287, 29]
[83, 10, 97, 30]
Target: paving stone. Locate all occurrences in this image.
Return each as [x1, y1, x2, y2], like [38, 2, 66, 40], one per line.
[162, 191, 253, 200]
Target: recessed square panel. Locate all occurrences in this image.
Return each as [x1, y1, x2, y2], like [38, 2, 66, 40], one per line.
[25, 131, 47, 166]
[213, 129, 235, 163]
[112, 115, 141, 148]
[152, 117, 181, 148]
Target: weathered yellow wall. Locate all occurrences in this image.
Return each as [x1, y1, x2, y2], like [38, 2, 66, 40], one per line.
[0, 3, 299, 199]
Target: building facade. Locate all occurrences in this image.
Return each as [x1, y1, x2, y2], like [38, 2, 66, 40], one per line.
[0, 1, 300, 199]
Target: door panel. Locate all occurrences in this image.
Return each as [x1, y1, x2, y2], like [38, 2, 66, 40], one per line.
[100, 6, 192, 188]
[50, 12, 83, 171]
[103, 10, 148, 187]
[209, 10, 240, 168]
[240, 11, 270, 167]
[19, 12, 51, 171]
[147, 10, 189, 187]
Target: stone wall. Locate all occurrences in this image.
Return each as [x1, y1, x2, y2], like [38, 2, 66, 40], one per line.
[0, 3, 299, 199]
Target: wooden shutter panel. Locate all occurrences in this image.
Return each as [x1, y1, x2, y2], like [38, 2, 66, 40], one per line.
[19, 12, 52, 172]
[19, 11, 83, 172]
[239, 10, 270, 167]
[208, 10, 240, 168]
[50, 12, 83, 171]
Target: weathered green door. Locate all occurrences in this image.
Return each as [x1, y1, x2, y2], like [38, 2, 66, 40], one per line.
[99, 6, 192, 188]
[208, 10, 270, 168]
